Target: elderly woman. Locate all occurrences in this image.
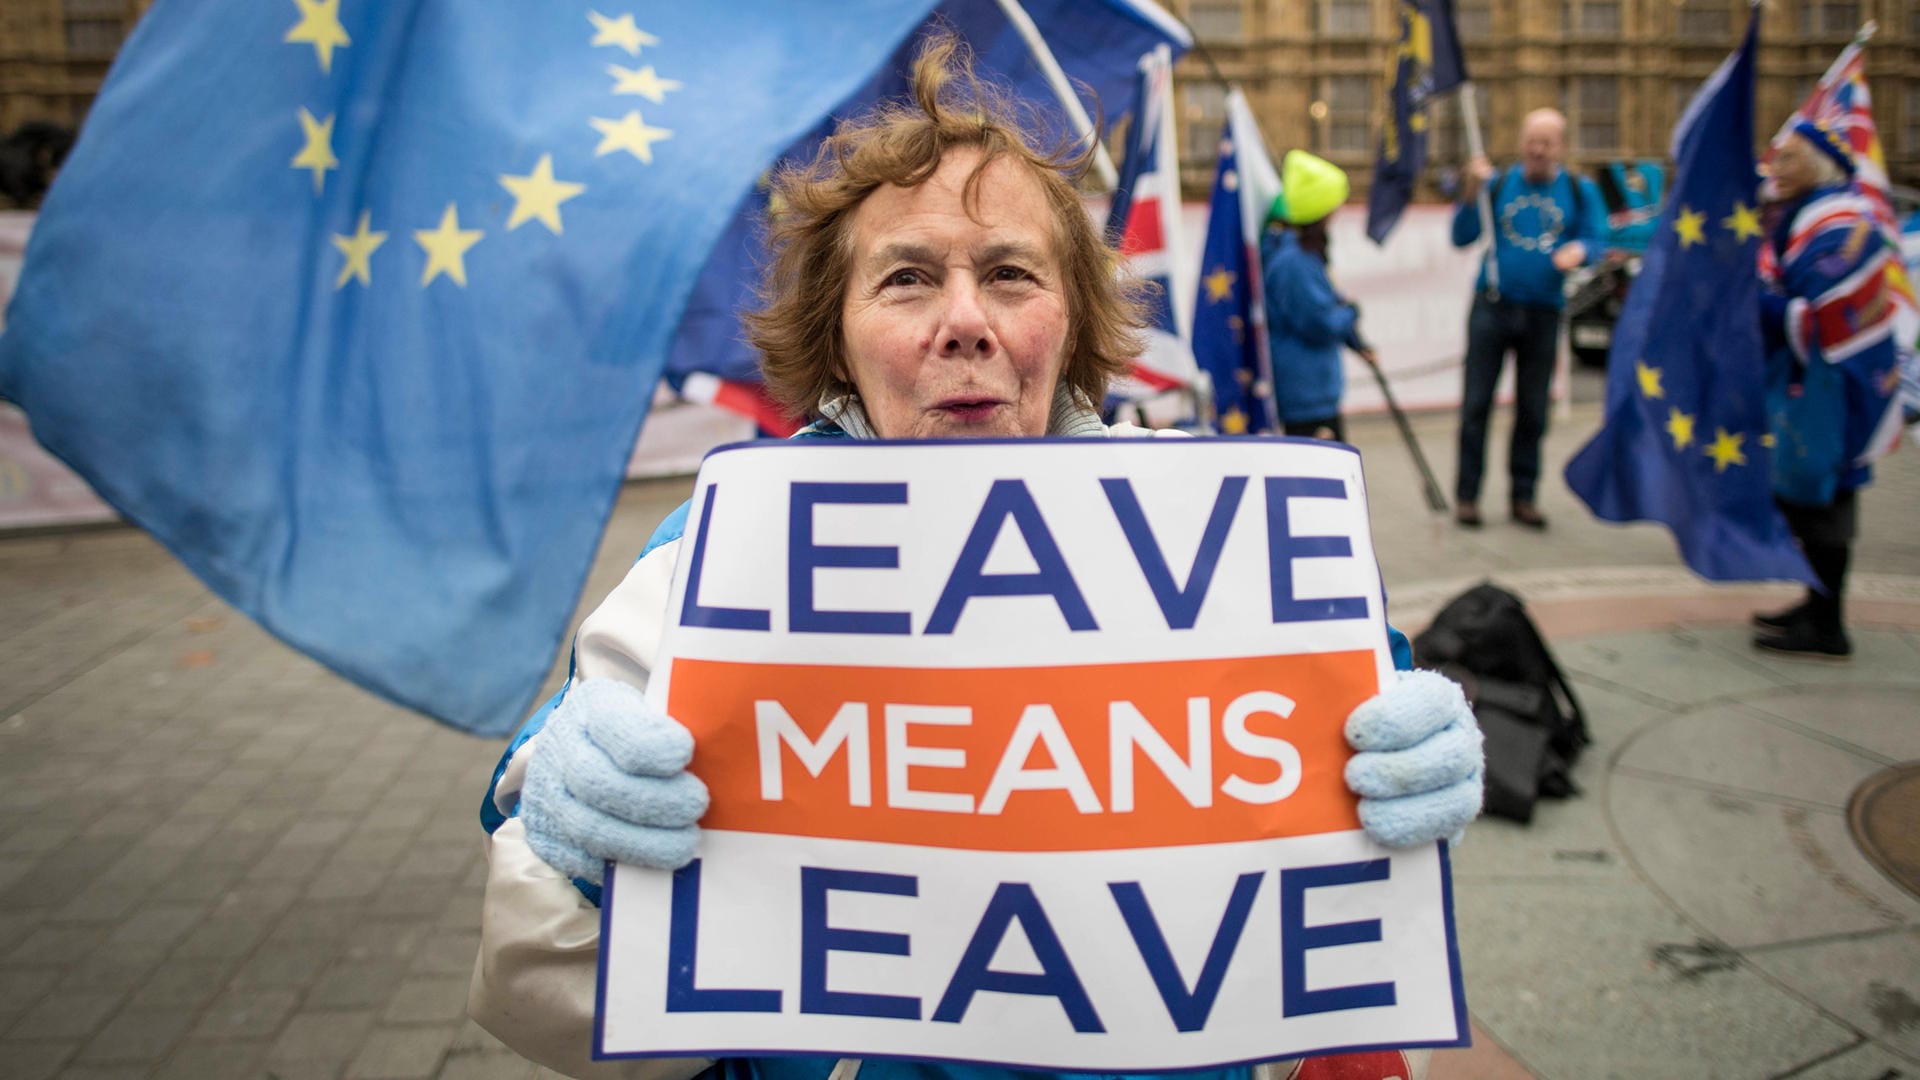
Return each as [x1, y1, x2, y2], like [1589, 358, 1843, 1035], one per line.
[1750, 121, 1901, 659]
[469, 36, 1482, 1080]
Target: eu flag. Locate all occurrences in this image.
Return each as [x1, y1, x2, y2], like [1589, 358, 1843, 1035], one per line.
[1365, 0, 1467, 244]
[1564, 13, 1815, 586]
[0, 1, 951, 735]
[1191, 116, 1274, 434]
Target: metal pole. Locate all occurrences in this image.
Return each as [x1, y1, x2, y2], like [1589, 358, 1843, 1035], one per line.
[991, 0, 1119, 189]
[1366, 360, 1450, 514]
[1458, 81, 1498, 298]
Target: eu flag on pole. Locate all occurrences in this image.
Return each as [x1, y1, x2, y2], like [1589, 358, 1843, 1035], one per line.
[1366, 0, 1467, 244]
[1564, 13, 1815, 585]
[1191, 106, 1275, 434]
[0, 1, 947, 735]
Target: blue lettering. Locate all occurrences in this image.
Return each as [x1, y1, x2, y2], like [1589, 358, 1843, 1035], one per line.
[1100, 476, 1246, 630]
[932, 883, 1104, 1032]
[1110, 871, 1263, 1032]
[800, 867, 921, 1020]
[925, 480, 1096, 635]
[1279, 859, 1396, 1017]
[1263, 477, 1367, 623]
[665, 860, 782, 1013]
[788, 482, 911, 635]
[679, 485, 773, 631]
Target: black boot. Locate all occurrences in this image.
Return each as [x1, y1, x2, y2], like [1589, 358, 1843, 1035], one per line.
[1752, 619, 1851, 659]
[1754, 543, 1850, 658]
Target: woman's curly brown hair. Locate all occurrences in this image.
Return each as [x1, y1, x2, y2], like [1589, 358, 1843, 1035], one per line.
[745, 32, 1148, 421]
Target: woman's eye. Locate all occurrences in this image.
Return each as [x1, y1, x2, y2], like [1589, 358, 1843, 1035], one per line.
[990, 266, 1029, 282]
[885, 269, 924, 288]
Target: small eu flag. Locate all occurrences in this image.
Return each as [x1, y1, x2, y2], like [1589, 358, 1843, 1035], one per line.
[0, 1, 949, 735]
[1191, 110, 1274, 434]
[1365, 0, 1466, 245]
[1564, 13, 1815, 585]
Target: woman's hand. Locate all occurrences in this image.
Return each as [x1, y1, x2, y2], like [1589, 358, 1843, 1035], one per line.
[1343, 670, 1484, 847]
[518, 679, 709, 883]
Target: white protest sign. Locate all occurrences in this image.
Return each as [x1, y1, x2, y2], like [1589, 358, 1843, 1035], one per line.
[597, 437, 1468, 1070]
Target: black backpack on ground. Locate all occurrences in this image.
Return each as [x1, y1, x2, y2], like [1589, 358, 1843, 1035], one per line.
[1412, 583, 1589, 823]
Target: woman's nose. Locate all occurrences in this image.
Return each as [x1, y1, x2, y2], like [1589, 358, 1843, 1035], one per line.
[937, 280, 994, 358]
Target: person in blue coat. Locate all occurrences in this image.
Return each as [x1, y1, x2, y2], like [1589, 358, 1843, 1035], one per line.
[1261, 150, 1375, 443]
[1450, 109, 1606, 530]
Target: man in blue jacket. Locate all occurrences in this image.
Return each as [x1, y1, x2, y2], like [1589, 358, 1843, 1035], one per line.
[1450, 108, 1606, 529]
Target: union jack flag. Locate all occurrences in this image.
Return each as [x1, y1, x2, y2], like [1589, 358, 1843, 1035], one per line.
[1105, 45, 1199, 403]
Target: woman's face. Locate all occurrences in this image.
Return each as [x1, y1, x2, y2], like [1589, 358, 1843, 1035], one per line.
[838, 149, 1069, 439]
[1769, 135, 1821, 201]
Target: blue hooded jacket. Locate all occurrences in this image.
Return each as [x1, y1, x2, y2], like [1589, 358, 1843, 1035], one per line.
[1261, 228, 1364, 424]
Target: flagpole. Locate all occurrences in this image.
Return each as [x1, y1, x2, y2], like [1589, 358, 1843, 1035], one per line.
[1458, 82, 1498, 299]
[991, 0, 1120, 189]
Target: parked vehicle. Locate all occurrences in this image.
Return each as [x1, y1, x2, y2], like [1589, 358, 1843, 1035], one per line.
[1567, 159, 1666, 368]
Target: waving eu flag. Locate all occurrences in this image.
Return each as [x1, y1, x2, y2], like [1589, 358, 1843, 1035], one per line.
[0, 1, 953, 735]
[1564, 13, 1815, 585]
[1366, 0, 1466, 244]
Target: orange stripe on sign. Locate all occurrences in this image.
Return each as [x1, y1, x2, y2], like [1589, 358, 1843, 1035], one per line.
[667, 652, 1376, 851]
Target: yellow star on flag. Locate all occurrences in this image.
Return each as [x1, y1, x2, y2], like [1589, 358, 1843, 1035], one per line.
[1674, 206, 1707, 249]
[1635, 359, 1663, 399]
[607, 64, 681, 104]
[1202, 267, 1236, 303]
[1722, 201, 1762, 243]
[1760, 433, 1777, 448]
[284, 0, 351, 74]
[291, 108, 338, 194]
[1220, 407, 1249, 434]
[416, 204, 483, 288]
[1665, 407, 1695, 450]
[499, 155, 586, 234]
[331, 210, 387, 289]
[588, 11, 658, 55]
[591, 111, 672, 164]
[1705, 427, 1747, 473]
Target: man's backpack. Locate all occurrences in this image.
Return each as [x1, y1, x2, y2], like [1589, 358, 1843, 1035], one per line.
[1412, 583, 1589, 823]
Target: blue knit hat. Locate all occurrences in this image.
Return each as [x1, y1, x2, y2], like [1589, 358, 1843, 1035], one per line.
[1789, 119, 1856, 177]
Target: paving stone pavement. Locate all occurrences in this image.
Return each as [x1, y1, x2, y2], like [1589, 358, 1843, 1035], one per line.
[1, 389, 1915, 1080]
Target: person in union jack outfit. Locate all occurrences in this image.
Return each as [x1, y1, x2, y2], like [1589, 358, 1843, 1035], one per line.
[1752, 120, 1901, 659]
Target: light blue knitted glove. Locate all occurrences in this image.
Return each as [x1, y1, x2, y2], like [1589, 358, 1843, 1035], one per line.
[518, 678, 709, 884]
[1344, 669, 1484, 847]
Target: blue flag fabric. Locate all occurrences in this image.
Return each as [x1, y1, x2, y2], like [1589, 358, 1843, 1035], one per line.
[1192, 121, 1274, 434]
[1564, 14, 1816, 586]
[0, 1, 956, 736]
[1366, 0, 1467, 244]
[666, 0, 1191, 387]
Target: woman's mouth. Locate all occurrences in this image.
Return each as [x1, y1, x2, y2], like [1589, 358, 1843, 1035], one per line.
[933, 397, 1005, 422]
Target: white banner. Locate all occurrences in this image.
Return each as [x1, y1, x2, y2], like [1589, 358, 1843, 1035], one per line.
[598, 437, 1468, 1070]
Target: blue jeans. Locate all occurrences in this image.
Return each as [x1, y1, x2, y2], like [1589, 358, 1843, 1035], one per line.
[1455, 294, 1560, 505]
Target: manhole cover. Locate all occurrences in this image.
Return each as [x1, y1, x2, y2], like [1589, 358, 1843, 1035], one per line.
[1850, 762, 1920, 901]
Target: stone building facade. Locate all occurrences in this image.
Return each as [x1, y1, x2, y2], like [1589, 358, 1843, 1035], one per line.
[0, 0, 149, 133]
[1164, 0, 1920, 200]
